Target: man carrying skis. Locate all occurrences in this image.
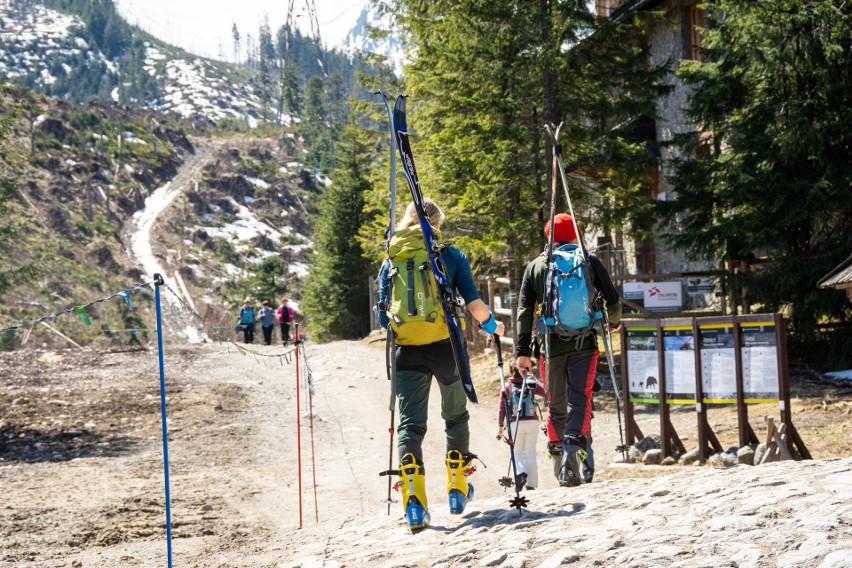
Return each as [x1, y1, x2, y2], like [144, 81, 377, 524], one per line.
[377, 198, 504, 531]
[515, 213, 621, 487]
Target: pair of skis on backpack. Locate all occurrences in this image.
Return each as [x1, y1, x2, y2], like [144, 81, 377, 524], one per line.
[380, 450, 477, 533]
[375, 91, 477, 405]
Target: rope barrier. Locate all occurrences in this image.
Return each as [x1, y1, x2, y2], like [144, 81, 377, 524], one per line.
[0, 281, 155, 335]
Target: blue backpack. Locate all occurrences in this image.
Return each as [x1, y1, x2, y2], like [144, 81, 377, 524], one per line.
[543, 244, 598, 338]
[510, 382, 538, 418]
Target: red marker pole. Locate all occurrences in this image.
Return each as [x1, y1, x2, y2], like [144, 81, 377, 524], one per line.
[295, 323, 303, 528]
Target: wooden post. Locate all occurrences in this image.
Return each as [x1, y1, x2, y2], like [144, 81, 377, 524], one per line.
[733, 315, 749, 448]
[657, 319, 670, 459]
[693, 318, 722, 462]
[775, 314, 812, 459]
[692, 317, 708, 462]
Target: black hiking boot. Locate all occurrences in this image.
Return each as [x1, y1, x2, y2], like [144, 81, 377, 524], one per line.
[559, 445, 586, 488]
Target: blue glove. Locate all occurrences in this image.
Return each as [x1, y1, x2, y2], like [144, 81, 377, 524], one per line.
[378, 311, 390, 329]
[481, 312, 497, 335]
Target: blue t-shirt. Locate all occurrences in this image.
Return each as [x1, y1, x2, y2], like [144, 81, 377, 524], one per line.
[377, 245, 479, 329]
[258, 307, 276, 327]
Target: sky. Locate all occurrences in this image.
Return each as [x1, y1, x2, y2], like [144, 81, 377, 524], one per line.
[114, 0, 370, 60]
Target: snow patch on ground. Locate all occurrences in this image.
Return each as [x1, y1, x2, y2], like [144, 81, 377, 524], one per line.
[128, 182, 203, 343]
[243, 176, 270, 189]
[198, 198, 282, 247]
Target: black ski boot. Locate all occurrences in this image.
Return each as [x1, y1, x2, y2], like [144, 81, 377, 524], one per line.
[583, 450, 594, 483]
[515, 472, 527, 492]
[548, 441, 563, 481]
[559, 444, 587, 488]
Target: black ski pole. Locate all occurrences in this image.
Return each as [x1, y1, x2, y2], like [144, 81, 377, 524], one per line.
[541, 123, 562, 427]
[599, 309, 628, 460]
[375, 90, 399, 514]
[494, 334, 529, 513]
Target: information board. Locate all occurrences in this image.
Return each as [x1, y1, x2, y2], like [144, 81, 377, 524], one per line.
[740, 322, 780, 401]
[663, 326, 697, 404]
[699, 325, 737, 402]
[626, 327, 660, 402]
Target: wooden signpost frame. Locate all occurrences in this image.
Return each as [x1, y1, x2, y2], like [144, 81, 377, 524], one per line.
[619, 313, 810, 463]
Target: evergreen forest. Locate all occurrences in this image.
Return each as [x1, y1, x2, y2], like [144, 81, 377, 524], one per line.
[303, 0, 852, 369]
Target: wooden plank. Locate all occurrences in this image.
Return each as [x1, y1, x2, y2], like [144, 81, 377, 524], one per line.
[760, 416, 776, 465]
[774, 423, 794, 461]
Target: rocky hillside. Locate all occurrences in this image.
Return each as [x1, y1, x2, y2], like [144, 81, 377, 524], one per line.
[0, 84, 196, 343]
[0, 83, 320, 349]
[150, 137, 320, 326]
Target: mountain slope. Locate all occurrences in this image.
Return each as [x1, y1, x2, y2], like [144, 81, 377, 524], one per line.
[0, 0, 277, 124]
[339, 6, 404, 75]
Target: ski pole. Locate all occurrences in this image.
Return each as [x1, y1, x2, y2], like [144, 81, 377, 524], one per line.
[153, 274, 173, 568]
[494, 334, 528, 513]
[375, 89, 399, 514]
[598, 312, 628, 460]
[302, 341, 319, 522]
[294, 323, 303, 528]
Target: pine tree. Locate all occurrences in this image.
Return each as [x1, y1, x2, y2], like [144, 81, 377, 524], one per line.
[302, 76, 332, 170]
[302, 116, 375, 341]
[385, 0, 667, 307]
[662, 0, 852, 355]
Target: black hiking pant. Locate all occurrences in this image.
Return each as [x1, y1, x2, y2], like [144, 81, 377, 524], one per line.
[262, 325, 274, 345]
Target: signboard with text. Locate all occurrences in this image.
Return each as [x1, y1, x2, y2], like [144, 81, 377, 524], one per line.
[626, 326, 660, 403]
[740, 322, 780, 402]
[663, 326, 697, 404]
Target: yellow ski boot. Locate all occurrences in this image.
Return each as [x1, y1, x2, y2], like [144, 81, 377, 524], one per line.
[399, 453, 430, 532]
[446, 450, 475, 515]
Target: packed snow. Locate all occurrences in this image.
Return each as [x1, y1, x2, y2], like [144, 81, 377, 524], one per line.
[128, 181, 203, 343]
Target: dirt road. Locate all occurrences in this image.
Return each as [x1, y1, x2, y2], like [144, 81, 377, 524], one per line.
[1, 337, 849, 567]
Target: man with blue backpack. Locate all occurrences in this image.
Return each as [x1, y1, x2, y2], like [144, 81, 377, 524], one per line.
[515, 213, 621, 487]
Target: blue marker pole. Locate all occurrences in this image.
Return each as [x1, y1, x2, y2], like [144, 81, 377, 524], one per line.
[153, 274, 173, 567]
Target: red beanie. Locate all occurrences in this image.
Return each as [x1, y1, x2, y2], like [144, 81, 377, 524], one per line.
[544, 213, 580, 243]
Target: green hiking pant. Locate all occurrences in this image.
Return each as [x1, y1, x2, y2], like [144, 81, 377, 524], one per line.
[395, 341, 470, 465]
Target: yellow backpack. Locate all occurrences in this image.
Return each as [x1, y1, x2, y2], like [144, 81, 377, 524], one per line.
[387, 227, 462, 345]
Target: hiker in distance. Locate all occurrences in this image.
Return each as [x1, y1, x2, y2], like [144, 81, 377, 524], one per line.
[238, 298, 256, 344]
[377, 198, 504, 530]
[258, 300, 276, 346]
[515, 213, 621, 487]
[276, 297, 293, 346]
